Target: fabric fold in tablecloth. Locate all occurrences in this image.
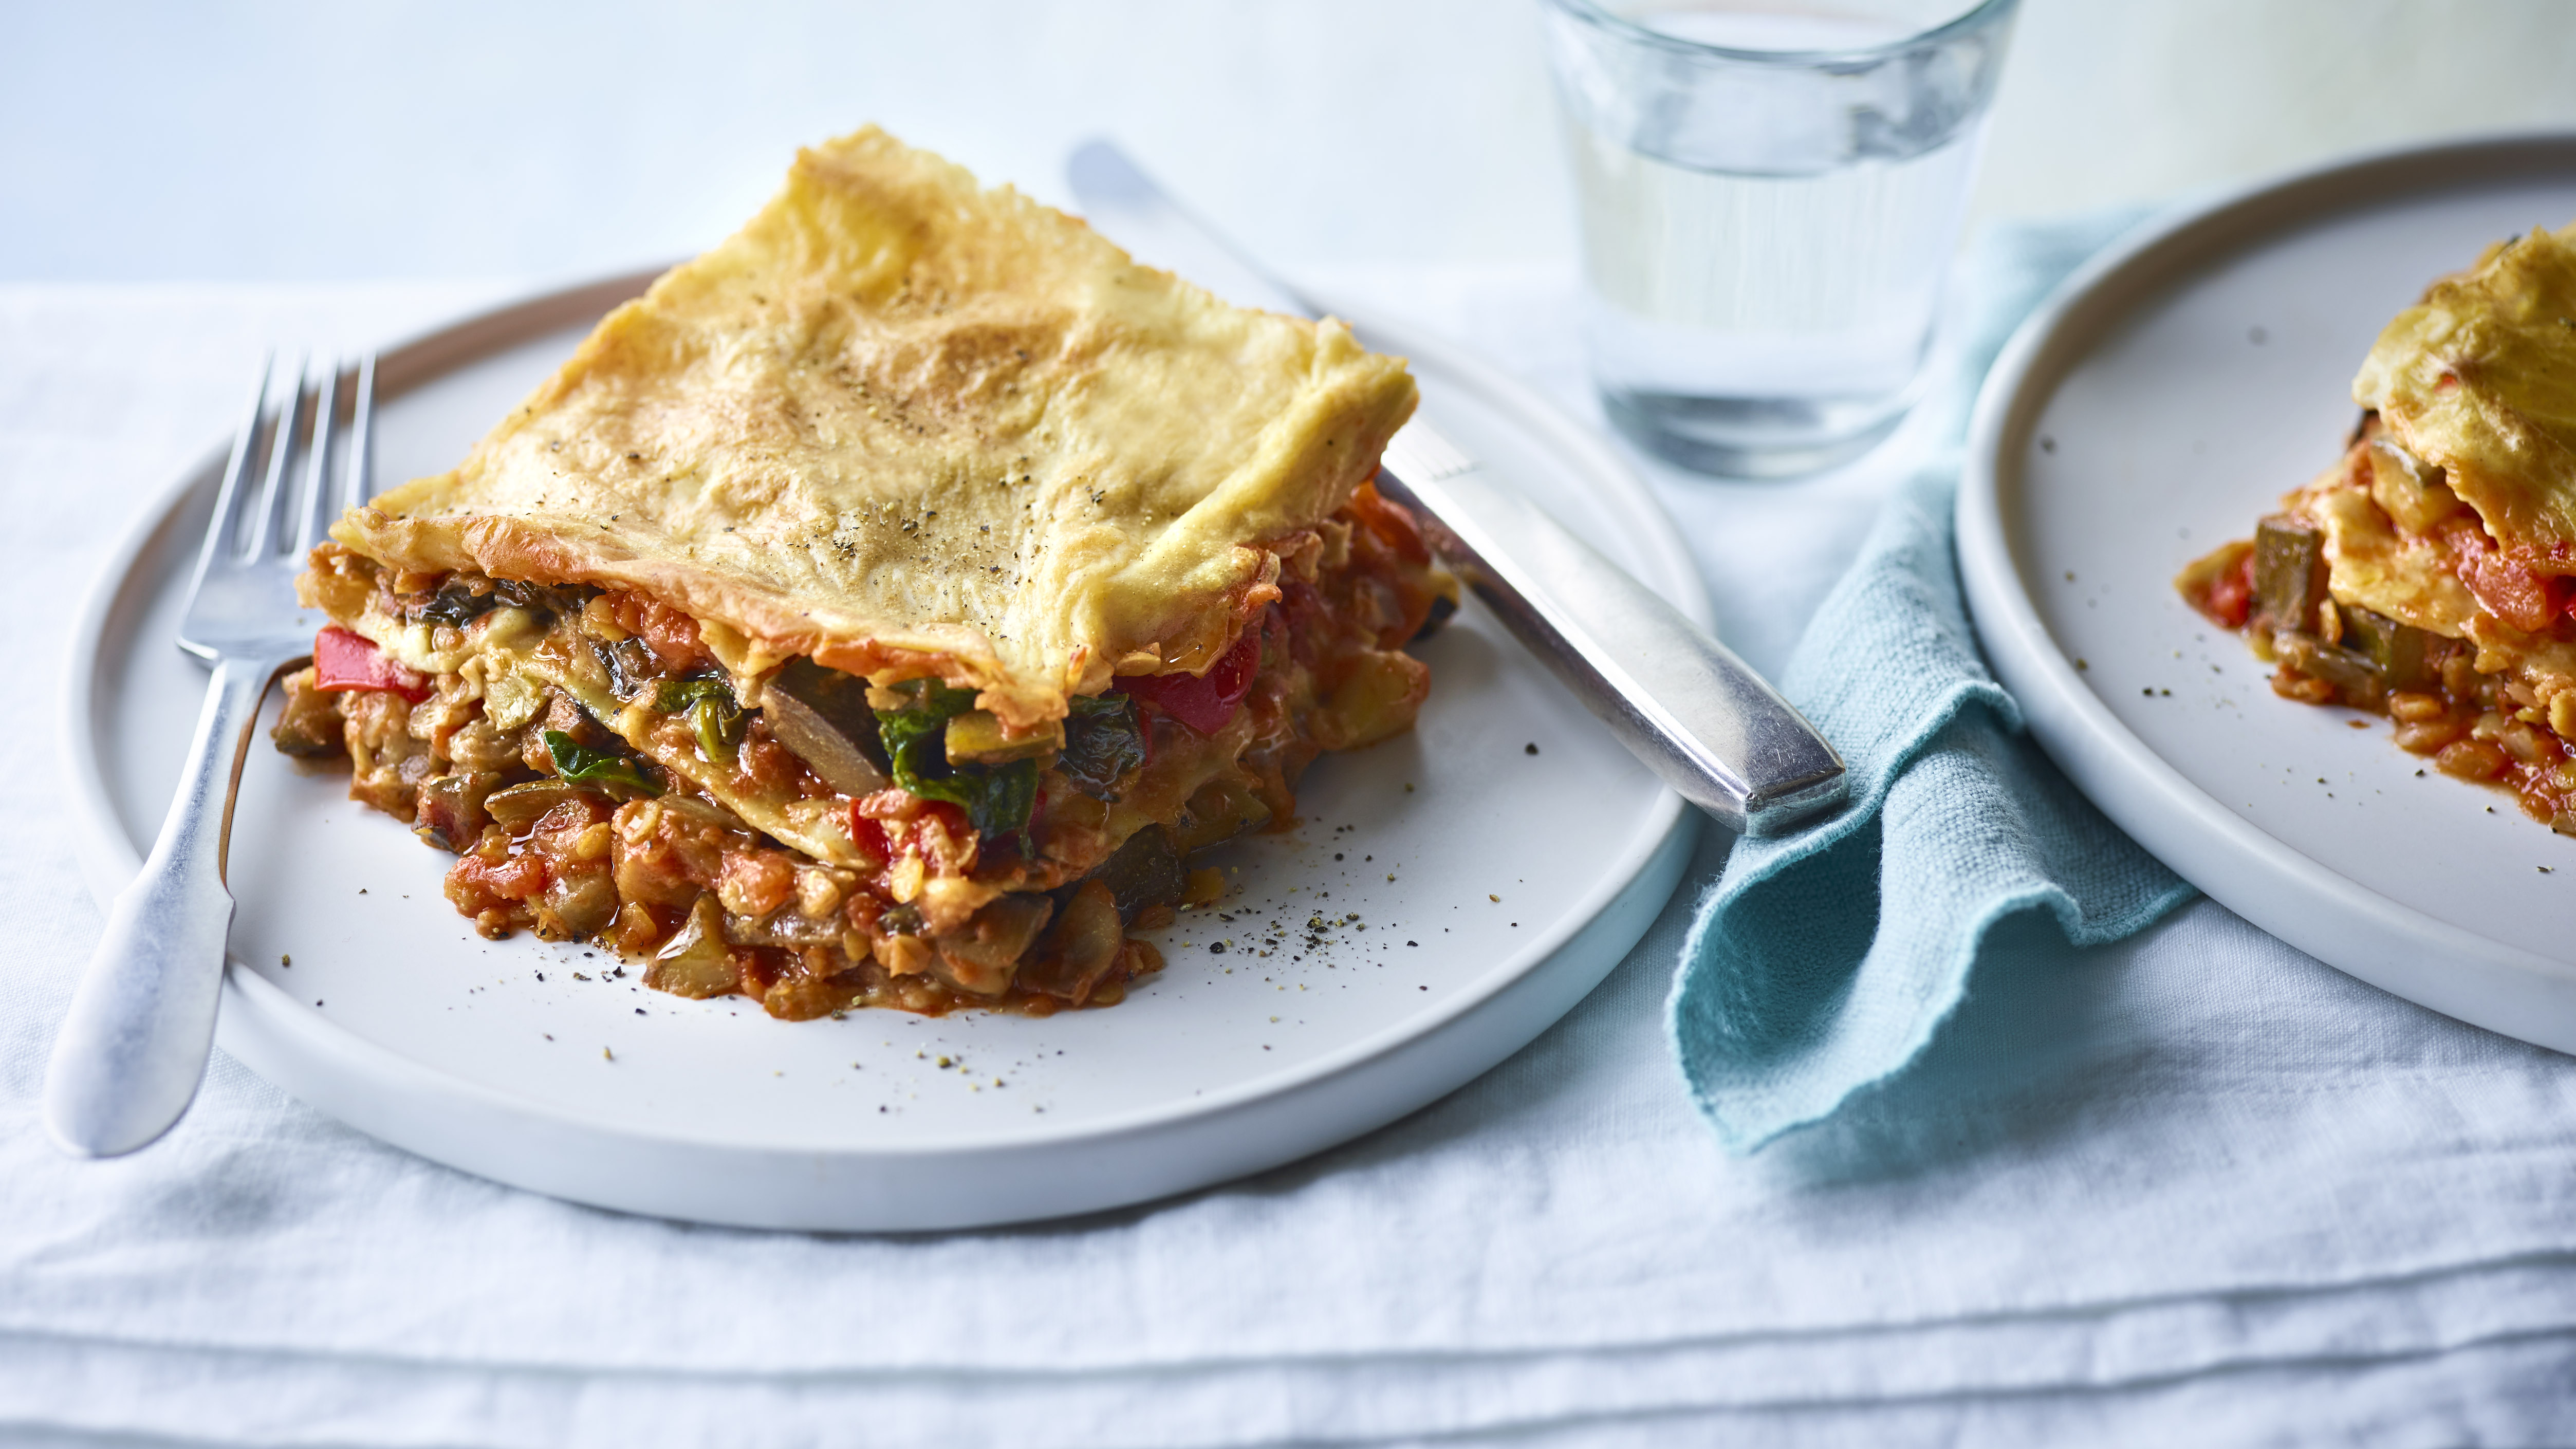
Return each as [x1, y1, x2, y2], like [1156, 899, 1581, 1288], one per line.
[6, 254, 2576, 1448]
[1673, 213, 2196, 1154]
[8, 1265, 2576, 1449]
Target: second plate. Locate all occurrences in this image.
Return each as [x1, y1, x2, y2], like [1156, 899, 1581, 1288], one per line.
[1961, 135, 2576, 1054]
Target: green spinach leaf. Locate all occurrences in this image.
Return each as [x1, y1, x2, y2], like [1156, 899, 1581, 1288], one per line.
[655, 676, 750, 764]
[542, 729, 662, 799]
[873, 681, 1039, 845]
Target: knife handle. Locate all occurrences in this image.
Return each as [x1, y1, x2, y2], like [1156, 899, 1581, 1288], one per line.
[1380, 425, 1846, 837]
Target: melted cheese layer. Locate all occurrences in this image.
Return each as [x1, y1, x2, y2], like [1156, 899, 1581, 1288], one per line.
[333, 126, 1418, 729]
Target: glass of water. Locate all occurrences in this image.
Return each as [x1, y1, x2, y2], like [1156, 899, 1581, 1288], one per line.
[1542, 0, 2019, 478]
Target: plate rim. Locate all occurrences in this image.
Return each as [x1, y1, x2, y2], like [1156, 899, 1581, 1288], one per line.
[58, 269, 1705, 1217]
[1958, 131, 2576, 1054]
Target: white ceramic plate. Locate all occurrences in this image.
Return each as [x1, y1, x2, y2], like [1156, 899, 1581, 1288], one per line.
[63, 273, 1700, 1230]
[1960, 135, 2576, 1054]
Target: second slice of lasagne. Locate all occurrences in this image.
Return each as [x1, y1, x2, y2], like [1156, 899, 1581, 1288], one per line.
[273, 127, 1455, 1017]
[2179, 218, 2576, 829]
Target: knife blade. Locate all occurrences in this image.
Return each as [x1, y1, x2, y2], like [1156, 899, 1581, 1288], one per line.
[1064, 141, 1846, 836]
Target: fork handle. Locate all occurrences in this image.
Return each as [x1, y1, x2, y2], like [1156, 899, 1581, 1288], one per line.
[45, 654, 289, 1158]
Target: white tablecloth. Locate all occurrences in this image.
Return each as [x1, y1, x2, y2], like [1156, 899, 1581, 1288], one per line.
[5, 268, 2574, 1448]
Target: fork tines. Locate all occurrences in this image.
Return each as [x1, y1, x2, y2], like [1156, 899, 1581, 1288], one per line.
[199, 351, 377, 579]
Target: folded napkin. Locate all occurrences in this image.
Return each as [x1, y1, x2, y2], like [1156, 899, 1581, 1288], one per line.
[1673, 213, 2197, 1153]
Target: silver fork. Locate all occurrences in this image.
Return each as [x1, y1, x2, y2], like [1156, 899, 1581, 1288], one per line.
[44, 352, 375, 1158]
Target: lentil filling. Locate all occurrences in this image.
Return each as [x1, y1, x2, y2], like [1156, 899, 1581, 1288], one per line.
[275, 485, 1455, 1018]
[2179, 416, 2576, 833]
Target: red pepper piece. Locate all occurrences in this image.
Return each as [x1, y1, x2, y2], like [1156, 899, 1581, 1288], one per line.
[2208, 549, 2254, 629]
[2463, 552, 2565, 635]
[450, 851, 548, 902]
[312, 625, 432, 702]
[1116, 629, 1260, 735]
[846, 808, 892, 869]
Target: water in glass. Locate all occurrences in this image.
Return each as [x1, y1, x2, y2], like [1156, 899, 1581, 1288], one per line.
[1547, 1, 2016, 477]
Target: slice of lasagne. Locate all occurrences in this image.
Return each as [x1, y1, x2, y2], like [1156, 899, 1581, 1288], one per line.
[2179, 218, 2576, 829]
[272, 127, 1455, 1017]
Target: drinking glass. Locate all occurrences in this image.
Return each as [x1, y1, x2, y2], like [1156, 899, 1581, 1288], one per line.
[1541, 0, 2019, 477]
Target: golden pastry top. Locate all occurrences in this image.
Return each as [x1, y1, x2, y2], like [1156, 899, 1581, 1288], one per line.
[334, 126, 1417, 729]
[2353, 219, 2576, 572]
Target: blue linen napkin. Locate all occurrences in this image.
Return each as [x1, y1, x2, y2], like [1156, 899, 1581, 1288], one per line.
[1671, 213, 2197, 1154]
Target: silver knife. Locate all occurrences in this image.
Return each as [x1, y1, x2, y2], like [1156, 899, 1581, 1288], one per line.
[1066, 142, 1846, 836]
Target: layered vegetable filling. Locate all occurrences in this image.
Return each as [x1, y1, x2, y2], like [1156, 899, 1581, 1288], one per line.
[2179, 417, 2576, 831]
[276, 483, 1456, 1017]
